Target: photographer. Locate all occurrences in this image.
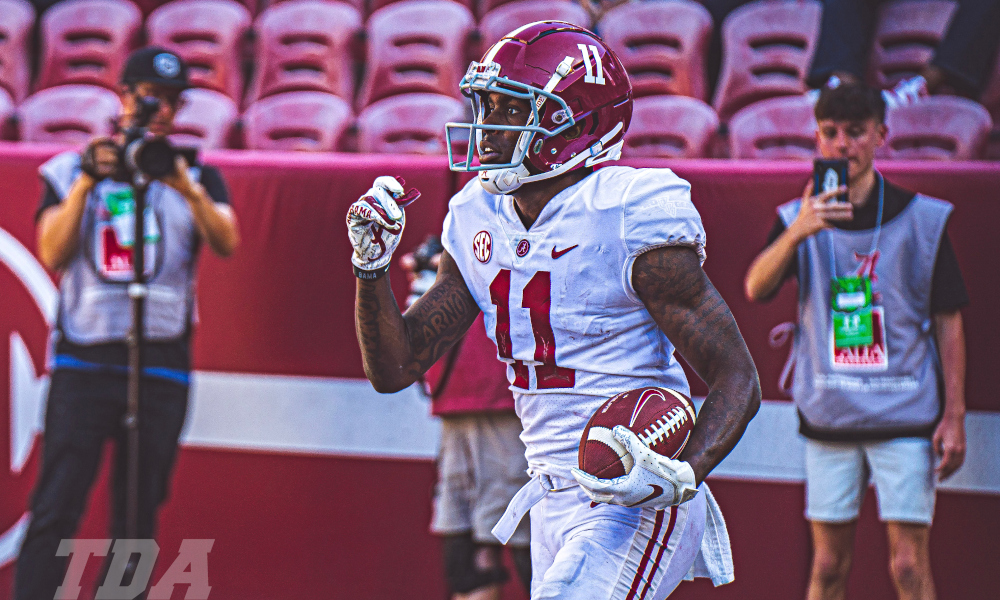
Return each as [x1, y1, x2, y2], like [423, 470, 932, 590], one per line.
[15, 47, 238, 600]
[744, 82, 967, 600]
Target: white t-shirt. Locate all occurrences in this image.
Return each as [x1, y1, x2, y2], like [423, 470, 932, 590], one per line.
[441, 166, 707, 479]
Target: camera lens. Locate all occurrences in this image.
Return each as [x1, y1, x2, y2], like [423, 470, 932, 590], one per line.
[135, 139, 176, 179]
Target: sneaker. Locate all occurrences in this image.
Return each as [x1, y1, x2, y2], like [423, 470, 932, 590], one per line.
[882, 76, 928, 109]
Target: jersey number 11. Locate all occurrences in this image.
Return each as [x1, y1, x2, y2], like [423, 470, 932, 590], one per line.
[490, 269, 576, 390]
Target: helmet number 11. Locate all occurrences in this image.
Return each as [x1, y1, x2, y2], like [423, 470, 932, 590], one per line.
[577, 44, 606, 85]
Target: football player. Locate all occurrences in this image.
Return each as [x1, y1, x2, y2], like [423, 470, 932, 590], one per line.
[348, 22, 761, 599]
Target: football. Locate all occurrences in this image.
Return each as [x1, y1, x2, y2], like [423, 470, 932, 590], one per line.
[578, 387, 697, 479]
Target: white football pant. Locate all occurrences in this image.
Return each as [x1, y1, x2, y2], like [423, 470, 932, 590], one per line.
[529, 476, 706, 600]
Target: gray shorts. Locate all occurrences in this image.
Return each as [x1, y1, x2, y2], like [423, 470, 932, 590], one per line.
[431, 412, 531, 546]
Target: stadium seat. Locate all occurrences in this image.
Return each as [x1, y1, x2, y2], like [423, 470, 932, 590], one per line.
[267, 0, 362, 16]
[599, 0, 712, 100]
[369, 0, 473, 18]
[358, 0, 475, 109]
[18, 84, 121, 145]
[35, 0, 142, 92]
[884, 96, 993, 160]
[243, 91, 353, 152]
[622, 95, 719, 158]
[867, 0, 956, 90]
[480, 0, 528, 18]
[135, 0, 258, 18]
[357, 93, 465, 154]
[0, 0, 35, 103]
[245, 1, 362, 106]
[712, 0, 821, 122]
[728, 95, 817, 160]
[478, 0, 590, 53]
[0, 88, 15, 140]
[147, 0, 252, 101]
[170, 88, 239, 150]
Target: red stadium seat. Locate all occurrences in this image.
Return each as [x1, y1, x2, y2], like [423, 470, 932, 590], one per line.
[18, 84, 121, 145]
[243, 91, 353, 152]
[599, 0, 713, 100]
[147, 0, 252, 101]
[728, 95, 817, 160]
[245, 1, 362, 107]
[357, 93, 465, 154]
[867, 0, 956, 90]
[170, 88, 239, 150]
[478, 1, 590, 54]
[134, 0, 258, 18]
[480, 0, 527, 18]
[622, 95, 719, 158]
[370, 0, 473, 18]
[358, 0, 475, 109]
[0, 0, 35, 103]
[712, 0, 821, 122]
[0, 88, 15, 139]
[267, 0, 361, 16]
[35, 0, 142, 92]
[884, 96, 993, 160]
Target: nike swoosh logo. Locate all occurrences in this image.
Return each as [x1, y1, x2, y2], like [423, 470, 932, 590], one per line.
[628, 485, 663, 507]
[551, 245, 579, 259]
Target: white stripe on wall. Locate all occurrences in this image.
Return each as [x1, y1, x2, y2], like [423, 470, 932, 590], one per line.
[183, 372, 1000, 495]
[184, 372, 440, 459]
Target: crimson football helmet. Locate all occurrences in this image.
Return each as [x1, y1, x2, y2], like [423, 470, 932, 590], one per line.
[446, 21, 633, 195]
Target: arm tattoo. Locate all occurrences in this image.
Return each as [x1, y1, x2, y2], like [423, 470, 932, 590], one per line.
[354, 251, 480, 392]
[355, 276, 388, 364]
[404, 268, 481, 374]
[632, 246, 761, 483]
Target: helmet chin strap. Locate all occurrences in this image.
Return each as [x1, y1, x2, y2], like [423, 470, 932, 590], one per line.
[476, 122, 625, 195]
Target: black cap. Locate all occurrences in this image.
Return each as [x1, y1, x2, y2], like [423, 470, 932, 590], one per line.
[121, 46, 190, 89]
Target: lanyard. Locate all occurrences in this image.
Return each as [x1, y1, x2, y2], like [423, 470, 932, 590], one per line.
[828, 173, 884, 278]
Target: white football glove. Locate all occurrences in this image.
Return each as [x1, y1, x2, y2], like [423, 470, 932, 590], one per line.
[571, 425, 699, 510]
[346, 176, 420, 273]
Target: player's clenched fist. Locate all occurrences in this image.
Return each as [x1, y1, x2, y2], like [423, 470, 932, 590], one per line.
[346, 176, 420, 279]
[572, 426, 699, 510]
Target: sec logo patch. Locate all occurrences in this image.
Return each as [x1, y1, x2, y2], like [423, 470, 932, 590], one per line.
[473, 231, 492, 263]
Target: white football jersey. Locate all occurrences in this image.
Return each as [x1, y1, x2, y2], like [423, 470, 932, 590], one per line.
[441, 166, 707, 479]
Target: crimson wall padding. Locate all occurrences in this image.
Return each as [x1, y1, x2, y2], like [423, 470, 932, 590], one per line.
[1, 144, 997, 599]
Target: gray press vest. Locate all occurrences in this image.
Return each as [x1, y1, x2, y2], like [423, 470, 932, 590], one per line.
[777, 190, 952, 437]
[40, 151, 200, 345]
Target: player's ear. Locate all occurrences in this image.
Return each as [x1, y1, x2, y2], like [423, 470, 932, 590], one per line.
[561, 123, 583, 141]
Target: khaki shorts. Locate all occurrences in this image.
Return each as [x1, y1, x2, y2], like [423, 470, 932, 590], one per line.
[805, 437, 936, 524]
[431, 413, 531, 546]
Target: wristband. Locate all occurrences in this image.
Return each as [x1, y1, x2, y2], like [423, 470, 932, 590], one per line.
[354, 264, 390, 281]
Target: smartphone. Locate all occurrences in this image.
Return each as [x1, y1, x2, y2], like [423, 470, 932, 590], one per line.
[813, 159, 848, 203]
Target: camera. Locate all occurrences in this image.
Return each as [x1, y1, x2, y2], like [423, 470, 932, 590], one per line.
[120, 96, 197, 181]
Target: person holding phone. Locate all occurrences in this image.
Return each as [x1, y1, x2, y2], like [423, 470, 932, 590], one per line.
[744, 81, 968, 600]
